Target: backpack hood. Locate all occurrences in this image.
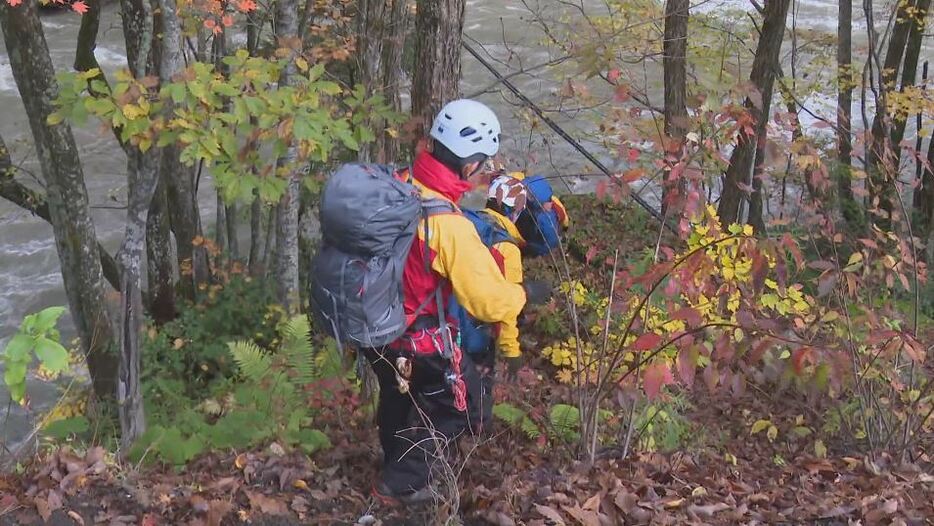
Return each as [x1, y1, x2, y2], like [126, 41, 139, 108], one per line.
[412, 151, 473, 203]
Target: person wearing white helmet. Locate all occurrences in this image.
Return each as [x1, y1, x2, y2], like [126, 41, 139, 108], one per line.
[369, 99, 528, 506]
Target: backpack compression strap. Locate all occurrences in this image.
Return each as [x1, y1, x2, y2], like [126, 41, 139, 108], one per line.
[420, 199, 458, 359]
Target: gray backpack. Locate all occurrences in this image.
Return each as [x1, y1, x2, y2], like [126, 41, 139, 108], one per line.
[309, 163, 454, 349]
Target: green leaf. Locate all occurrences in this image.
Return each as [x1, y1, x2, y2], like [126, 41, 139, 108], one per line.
[4, 334, 34, 362]
[34, 337, 69, 373]
[7, 381, 26, 404]
[4, 362, 28, 392]
[43, 416, 90, 440]
[33, 306, 66, 334]
[814, 439, 827, 458]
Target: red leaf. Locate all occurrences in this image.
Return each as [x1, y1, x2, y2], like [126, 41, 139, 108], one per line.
[677, 347, 698, 388]
[671, 307, 702, 327]
[585, 245, 599, 264]
[614, 83, 631, 102]
[632, 332, 662, 351]
[7, 0, 23, 6]
[643, 362, 674, 401]
[791, 347, 812, 374]
[608, 68, 621, 83]
[627, 148, 640, 162]
[71, 0, 88, 13]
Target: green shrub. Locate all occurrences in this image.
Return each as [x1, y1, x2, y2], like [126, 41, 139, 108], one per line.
[142, 275, 284, 398]
[130, 315, 341, 466]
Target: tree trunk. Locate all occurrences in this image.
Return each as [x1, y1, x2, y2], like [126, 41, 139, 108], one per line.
[923, 137, 934, 263]
[662, 0, 689, 215]
[379, 0, 409, 162]
[889, 0, 931, 152]
[215, 192, 228, 255]
[717, 0, 791, 227]
[145, 179, 176, 323]
[0, 0, 117, 401]
[864, 0, 916, 224]
[115, 0, 161, 448]
[411, 0, 465, 139]
[249, 195, 266, 276]
[836, 0, 861, 227]
[357, 0, 408, 162]
[274, 0, 302, 313]
[165, 155, 207, 299]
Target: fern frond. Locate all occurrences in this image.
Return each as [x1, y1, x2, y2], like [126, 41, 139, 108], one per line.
[313, 340, 344, 380]
[229, 341, 272, 382]
[280, 316, 315, 386]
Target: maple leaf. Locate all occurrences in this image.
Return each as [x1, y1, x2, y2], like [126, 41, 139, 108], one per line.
[222, 14, 234, 27]
[7, 0, 23, 7]
[643, 361, 674, 400]
[71, 0, 89, 13]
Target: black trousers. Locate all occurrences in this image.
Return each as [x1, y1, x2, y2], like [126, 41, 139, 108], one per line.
[364, 345, 488, 494]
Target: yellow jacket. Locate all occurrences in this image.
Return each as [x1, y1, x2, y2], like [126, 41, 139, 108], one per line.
[406, 178, 527, 342]
[482, 209, 526, 358]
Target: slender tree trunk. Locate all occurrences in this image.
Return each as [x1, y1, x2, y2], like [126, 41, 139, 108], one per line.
[717, 0, 791, 227]
[865, 0, 917, 225]
[412, 0, 465, 139]
[249, 195, 266, 276]
[836, 0, 862, 227]
[164, 152, 206, 299]
[115, 0, 161, 448]
[215, 192, 228, 255]
[274, 0, 302, 313]
[264, 205, 277, 275]
[0, 0, 117, 401]
[889, 0, 931, 151]
[923, 137, 934, 263]
[662, 0, 689, 215]
[146, 180, 176, 323]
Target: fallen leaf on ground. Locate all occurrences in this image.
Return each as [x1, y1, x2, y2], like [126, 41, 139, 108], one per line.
[687, 502, 730, 518]
[563, 504, 600, 526]
[534, 503, 566, 525]
[246, 491, 288, 516]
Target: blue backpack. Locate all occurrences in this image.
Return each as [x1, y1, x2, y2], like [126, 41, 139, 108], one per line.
[449, 210, 516, 355]
[518, 175, 566, 257]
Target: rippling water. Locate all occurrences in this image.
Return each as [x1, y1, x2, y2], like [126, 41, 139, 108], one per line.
[0, 0, 928, 446]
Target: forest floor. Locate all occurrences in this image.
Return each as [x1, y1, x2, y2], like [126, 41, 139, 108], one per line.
[1, 196, 932, 525]
[1, 386, 932, 525]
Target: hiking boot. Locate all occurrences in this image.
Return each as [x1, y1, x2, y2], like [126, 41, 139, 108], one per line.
[372, 482, 435, 507]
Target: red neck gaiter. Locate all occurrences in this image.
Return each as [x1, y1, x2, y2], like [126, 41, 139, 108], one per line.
[412, 151, 473, 203]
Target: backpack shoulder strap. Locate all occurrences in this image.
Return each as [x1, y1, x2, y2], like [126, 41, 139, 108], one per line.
[477, 209, 518, 246]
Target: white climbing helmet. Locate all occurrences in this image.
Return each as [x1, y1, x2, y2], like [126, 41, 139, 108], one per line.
[429, 99, 501, 159]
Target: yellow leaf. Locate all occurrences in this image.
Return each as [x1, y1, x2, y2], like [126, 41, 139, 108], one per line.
[691, 487, 708, 498]
[234, 453, 248, 470]
[664, 498, 685, 509]
[724, 452, 737, 466]
[292, 479, 309, 490]
[46, 112, 65, 126]
[173, 338, 185, 350]
[750, 419, 771, 435]
[296, 57, 309, 72]
[766, 425, 778, 442]
[814, 440, 827, 458]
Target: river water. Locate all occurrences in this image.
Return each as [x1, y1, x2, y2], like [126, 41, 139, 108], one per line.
[0, 0, 928, 446]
